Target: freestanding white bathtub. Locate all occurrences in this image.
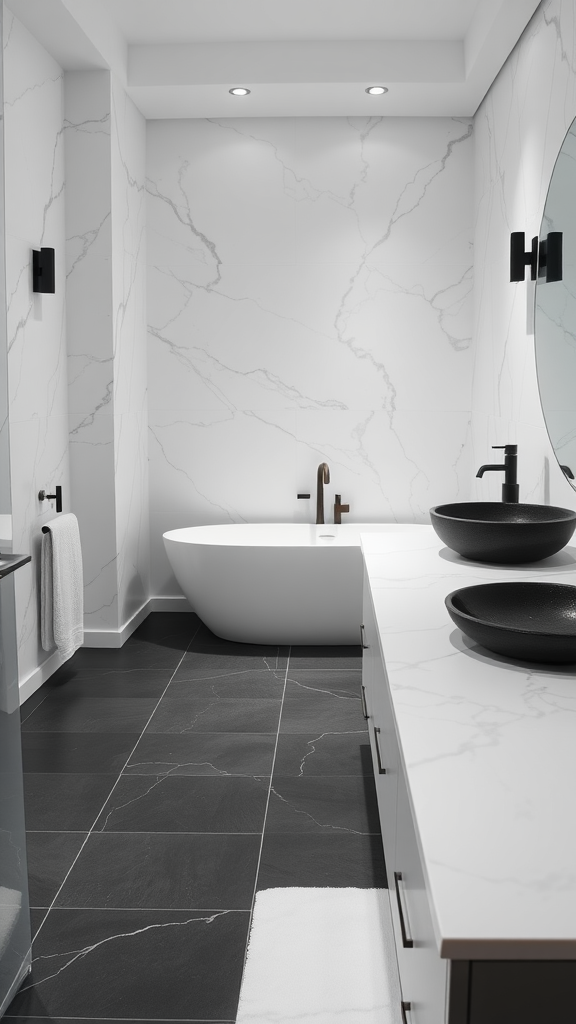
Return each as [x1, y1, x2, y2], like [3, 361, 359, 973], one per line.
[163, 523, 420, 645]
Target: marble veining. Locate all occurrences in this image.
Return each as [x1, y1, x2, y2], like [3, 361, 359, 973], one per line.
[3, 9, 69, 686]
[147, 115, 474, 597]
[21, 910, 232, 991]
[363, 527, 576, 956]
[472, 0, 576, 513]
[66, 70, 148, 635]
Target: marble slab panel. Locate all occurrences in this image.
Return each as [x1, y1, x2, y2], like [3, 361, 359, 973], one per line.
[147, 115, 474, 596]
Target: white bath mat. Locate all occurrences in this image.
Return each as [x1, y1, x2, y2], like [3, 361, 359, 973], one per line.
[236, 887, 402, 1024]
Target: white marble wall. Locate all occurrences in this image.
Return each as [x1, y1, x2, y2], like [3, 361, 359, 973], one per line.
[472, 0, 576, 510]
[65, 70, 116, 632]
[66, 70, 148, 636]
[110, 77, 148, 628]
[3, 8, 69, 684]
[147, 116, 474, 596]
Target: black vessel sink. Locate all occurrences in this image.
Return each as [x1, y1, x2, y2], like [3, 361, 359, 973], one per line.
[446, 582, 576, 663]
[430, 502, 576, 563]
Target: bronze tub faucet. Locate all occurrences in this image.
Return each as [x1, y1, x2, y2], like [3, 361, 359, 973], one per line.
[316, 462, 330, 524]
[334, 494, 350, 524]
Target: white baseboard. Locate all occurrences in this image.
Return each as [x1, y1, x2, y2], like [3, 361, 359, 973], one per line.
[19, 596, 196, 703]
[19, 647, 66, 704]
[82, 601, 151, 648]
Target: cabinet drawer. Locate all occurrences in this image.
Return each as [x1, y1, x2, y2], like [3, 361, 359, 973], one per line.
[369, 657, 399, 880]
[391, 766, 448, 1024]
[362, 573, 398, 878]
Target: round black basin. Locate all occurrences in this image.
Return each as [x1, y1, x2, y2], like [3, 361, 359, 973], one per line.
[430, 502, 576, 563]
[446, 582, 576, 663]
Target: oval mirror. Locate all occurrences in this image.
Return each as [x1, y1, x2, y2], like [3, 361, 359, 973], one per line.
[535, 117, 576, 489]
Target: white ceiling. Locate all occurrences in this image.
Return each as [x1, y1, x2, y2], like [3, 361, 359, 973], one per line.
[98, 0, 481, 45]
[6, 0, 542, 118]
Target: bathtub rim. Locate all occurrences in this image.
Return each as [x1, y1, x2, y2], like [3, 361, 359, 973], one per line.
[163, 522, 421, 549]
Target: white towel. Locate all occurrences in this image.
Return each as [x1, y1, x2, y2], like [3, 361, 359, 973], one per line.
[41, 513, 84, 660]
[236, 888, 401, 1024]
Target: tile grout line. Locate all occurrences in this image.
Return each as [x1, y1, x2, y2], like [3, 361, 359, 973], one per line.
[239, 646, 290, 981]
[30, 625, 203, 945]
[31, 907, 254, 913]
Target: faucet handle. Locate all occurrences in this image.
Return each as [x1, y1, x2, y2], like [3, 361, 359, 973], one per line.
[492, 444, 517, 455]
[334, 494, 350, 525]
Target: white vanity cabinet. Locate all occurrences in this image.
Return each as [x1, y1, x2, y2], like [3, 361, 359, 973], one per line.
[361, 572, 399, 876]
[392, 764, 448, 1024]
[362, 570, 449, 1024]
[361, 541, 576, 1024]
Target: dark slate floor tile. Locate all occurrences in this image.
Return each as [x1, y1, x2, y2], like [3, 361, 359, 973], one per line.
[94, 775, 268, 833]
[45, 667, 173, 699]
[279, 692, 367, 734]
[56, 832, 260, 910]
[124, 732, 276, 776]
[70, 642, 185, 673]
[166, 672, 284, 700]
[257, 833, 387, 889]
[6, 908, 249, 1020]
[30, 908, 47, 941]
[26, 832, 86, 908]
[273, 733, 373, 776]
[22, 733, 139, 774]
[146, 697, 281, 734]
[288, 646, 362, 669]
[131, 612, 201, 646]
[174, 649, 287, 681]
[23, 775, 116, 831]
[283, 670, 362, 699]
[20, 688, 49, 725]
[264, 776, 381, 835]
[169, 656, 285, 698]
[187, 638, 289, 662]
[22, 697, 158, 734]
[168, 671, 286, 699]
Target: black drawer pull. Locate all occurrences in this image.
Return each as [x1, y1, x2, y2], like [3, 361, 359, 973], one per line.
[394, 871, 414, 948]
[360, 685, 369, 720]
[360, 623, 370, 649]
[401, 1001, 412, 1024]
[374, 726, 386, 774]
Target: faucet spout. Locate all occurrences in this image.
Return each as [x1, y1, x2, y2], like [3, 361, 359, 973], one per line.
[316, 462, 330, 524]
[476, 445, 519, 502]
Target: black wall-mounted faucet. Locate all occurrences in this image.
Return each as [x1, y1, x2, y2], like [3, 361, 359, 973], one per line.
[476, 445, 519, 503]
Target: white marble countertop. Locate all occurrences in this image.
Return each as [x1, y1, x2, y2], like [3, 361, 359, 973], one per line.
[361, 525, 576, 960]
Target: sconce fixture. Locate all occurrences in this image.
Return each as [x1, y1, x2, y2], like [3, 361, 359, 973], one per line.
[39, 485, 62, 513]
[510, 231, 562, 283]
[538, 232, 563, 282]
[32, 247, 55, 293]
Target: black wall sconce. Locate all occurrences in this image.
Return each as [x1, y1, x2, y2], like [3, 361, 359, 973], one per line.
[510, 231, 562, 283]
[38, 485, 62, 512]
[32, 247, 55, 293]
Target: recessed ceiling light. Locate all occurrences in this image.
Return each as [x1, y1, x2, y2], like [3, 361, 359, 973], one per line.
[229, 87, 251, 96]
[365, 86, 388, 95]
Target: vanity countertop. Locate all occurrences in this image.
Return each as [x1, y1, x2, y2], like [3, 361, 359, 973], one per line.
[361, 525, 576, 959]
[0, 553, 31, 579]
